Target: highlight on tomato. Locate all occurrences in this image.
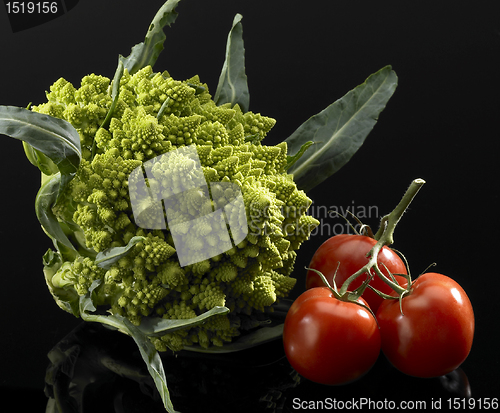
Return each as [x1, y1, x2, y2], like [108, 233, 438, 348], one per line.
[306, 234, 408, 312]
[376, 272, 474, 378]
[283, 287, 381, 386]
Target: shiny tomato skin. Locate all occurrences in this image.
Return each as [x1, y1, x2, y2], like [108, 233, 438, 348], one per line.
[306, 234, 407, 312]
[283, 287, 381, 385]
[376, 273, 474, 378]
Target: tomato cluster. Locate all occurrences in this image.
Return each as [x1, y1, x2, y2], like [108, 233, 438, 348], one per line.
[283, 234, 475, 386]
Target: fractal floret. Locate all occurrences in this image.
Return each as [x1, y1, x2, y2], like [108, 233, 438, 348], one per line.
[36, 66, 319, 351]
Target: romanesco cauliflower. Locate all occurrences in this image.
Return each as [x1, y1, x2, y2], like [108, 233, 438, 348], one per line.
[37, 66, 319, 351]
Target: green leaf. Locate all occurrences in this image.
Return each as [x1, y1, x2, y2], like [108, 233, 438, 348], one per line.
[284, 141, 313, 171]
[122, 319, 179, 413]
[95, 236, 146, 269]
[95, 57, 125, 139]
[157, 97, 171, 120]
[43, 248, 81, 317]
[137, 306, 230, 337]
[21, 140, 39, 168]
[35, 173, 77, 253]
[22, 142, 59, 176]
[0, 105, 81, 182]
[285, 66, 398, 192]
[214, 14, 250, 112]
[121, 0, 182, 75]
[106, 58, 125, 125]
[79, 280, 101, 315]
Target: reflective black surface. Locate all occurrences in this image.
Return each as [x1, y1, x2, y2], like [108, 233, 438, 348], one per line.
[40, 322, 474, 412]
[44, 322, 299, 413]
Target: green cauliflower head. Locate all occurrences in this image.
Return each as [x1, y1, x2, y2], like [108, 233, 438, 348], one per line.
[35, 66, 319, 351]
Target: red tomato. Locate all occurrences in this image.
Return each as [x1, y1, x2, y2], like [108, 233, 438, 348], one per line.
[306, 234, 407, 312]
[376, 272, 474, 378]
[283, 287, 381, 385]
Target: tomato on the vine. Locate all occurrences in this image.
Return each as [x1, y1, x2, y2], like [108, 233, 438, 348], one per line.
[306, 234, 407, 312]
[283, 287, 381, 385]
[376, 272, 474, 378]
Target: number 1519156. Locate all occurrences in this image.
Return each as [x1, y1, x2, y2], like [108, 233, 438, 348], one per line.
[448, 398, 499, 410]
[5, 2, 59, 14]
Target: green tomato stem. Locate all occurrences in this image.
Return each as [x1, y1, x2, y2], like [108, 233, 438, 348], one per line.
[306, 267, 378, 321]
[338, 179, 425, 297]
[373, 178, 426, 244]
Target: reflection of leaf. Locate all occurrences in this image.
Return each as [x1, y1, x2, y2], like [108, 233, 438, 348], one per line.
[214, 14, 250, 112]
[285, 66, 398, 192]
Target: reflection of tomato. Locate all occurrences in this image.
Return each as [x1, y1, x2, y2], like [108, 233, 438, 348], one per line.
[283, 287, 380, 385]
[376, 272, 475, 378]
[306, 234, 407, 312]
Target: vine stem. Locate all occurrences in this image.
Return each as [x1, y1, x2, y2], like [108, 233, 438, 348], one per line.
[338, 179, 426, 297]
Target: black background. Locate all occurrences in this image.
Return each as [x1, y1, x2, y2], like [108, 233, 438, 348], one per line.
[1, 0, 499, 410]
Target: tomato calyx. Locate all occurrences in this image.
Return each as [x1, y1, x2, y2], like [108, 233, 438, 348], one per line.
[306, 266, 379, 321]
